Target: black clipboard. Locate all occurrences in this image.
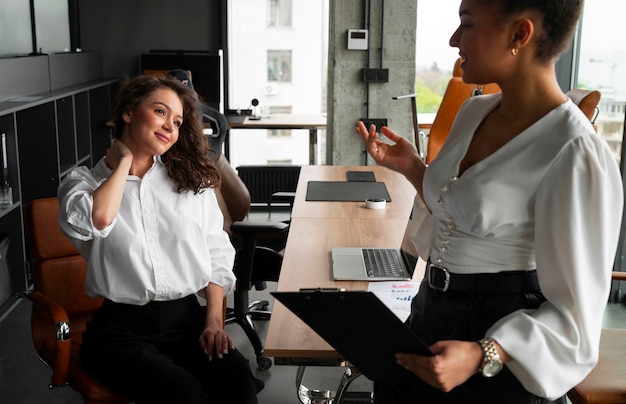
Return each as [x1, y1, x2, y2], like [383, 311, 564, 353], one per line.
[271, 289, 431, 383]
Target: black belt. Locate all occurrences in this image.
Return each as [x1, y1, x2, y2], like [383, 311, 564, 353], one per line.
[425, 261, 540, 294]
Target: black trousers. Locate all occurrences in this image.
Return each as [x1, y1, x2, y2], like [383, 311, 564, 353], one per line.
[79, 295, 263, 404]
[374, 282, 566, 404]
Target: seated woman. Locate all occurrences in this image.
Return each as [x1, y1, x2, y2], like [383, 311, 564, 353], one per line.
[57, 74, 264, 404]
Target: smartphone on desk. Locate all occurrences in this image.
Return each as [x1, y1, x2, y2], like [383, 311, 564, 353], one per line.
[346, 170, 376, 182]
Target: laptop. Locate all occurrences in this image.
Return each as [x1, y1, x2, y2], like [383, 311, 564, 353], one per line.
[271, 289, 432, 383]
[331, 247, 417, 281]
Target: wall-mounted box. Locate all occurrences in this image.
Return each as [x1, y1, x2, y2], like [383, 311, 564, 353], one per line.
[362, 68, 389, 83]
[347, 29, 368, 50]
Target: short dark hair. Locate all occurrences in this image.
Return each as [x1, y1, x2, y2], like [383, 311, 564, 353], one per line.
[492, 0, 583, 62]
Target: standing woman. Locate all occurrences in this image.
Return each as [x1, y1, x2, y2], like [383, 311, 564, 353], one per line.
[58, 75, 263, 404]
[356, 0, 623, 403]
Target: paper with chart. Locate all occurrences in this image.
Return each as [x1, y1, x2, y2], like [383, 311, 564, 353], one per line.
[368, 281, 421, 322]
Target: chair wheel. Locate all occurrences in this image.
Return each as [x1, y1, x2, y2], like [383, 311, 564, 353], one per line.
[257, 356, 272, 370]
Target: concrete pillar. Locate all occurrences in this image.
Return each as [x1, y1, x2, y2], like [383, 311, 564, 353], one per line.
[327, 0, 417, 165]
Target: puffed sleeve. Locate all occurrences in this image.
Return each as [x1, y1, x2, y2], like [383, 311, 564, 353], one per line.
[200, 188, 236, 295]
[57, 161, 115, 243]
[488, 135, 623, 399]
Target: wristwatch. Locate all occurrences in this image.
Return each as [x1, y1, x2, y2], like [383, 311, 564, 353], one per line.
[478, 338, 503, 377]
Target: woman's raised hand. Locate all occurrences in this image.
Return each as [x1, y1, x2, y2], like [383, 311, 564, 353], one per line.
[355, 121, 421, 176]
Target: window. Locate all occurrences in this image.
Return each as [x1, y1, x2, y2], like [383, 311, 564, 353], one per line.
[268, 0, 292, 28]
[267, 50, 292, 82]
[34, 0, 70, 53]
[226, 0, 328, 167]
[0, 0, 32, 56]
[576, 1, 626, 277]
[577, 0, 626, 163]
[414, 1, 460, 124]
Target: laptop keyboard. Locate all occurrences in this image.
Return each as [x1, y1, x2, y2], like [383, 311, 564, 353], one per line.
[362, 249, 405, 277]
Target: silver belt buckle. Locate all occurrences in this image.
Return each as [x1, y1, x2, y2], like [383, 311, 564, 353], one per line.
[428, 263, 450, 292]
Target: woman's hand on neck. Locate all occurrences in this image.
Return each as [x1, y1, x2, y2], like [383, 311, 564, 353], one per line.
[117, 134, 154, 178]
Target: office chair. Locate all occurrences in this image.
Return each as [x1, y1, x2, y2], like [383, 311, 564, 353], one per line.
[200, 101, 228, 163]
[425, 58, 500, 164]
[227, 220, 287, 371]
[26, 197, 131, 404]
[213, 125, 288, 371]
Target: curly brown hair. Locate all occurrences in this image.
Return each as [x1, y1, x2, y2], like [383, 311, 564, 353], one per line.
[111, 74, 220, 193]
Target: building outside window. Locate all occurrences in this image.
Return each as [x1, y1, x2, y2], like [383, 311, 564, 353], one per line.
[577, 0, 626, 163]
[414, 1, 460, 125]
[268, 0, 292, 28]
[227, 0, 328, 167]
[576, 1, 626, 277]
[267, 50, 292, 82]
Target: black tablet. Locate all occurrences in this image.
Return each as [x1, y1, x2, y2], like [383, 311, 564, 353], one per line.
[305, 181, 391, 202]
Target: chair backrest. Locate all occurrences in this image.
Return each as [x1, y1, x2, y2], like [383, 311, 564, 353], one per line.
[425, 58, 500, 164]
[215, 154, 252, 234]
[26, 197, 103, 316]
[566, 89, 601, 129]
[201, 104, 228, 162]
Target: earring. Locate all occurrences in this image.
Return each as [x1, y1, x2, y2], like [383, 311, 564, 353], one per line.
[511, 48, 519, 56]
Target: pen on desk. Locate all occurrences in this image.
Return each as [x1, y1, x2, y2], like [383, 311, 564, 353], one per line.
[299, 287, 347, 293]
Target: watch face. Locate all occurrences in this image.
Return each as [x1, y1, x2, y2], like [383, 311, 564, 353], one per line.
[482, 361, 503, 377]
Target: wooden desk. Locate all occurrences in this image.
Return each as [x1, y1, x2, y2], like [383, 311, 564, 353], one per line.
[264, 165, 421, 402]
[265, 165, 418, 359]
[227, 114, 326, 164]
[266, 216, 413, 359]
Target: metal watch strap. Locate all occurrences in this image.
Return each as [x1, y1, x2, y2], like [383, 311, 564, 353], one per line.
[478, 338, 503, 377]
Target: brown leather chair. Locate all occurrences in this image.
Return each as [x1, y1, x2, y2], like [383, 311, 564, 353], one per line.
[26, 196, 235, 403]
[26, 197, 131, 403]
[566, 88, 602, 132]
[425, 58, 500, 164]
[425, 67, 603, 164]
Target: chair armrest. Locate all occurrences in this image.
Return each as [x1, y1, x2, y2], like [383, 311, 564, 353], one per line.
[271, 191, 296, 202]
[27, 291, 72, 387]
[612, 271, 626, 282]
[230, 221, 289, 234]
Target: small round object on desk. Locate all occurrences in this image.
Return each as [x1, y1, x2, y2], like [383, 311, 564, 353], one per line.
[365, 198, 386, 210]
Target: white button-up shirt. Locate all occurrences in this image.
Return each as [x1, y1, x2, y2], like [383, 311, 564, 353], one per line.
[408, 93, 623, 399]
[57, 156, 236, 305]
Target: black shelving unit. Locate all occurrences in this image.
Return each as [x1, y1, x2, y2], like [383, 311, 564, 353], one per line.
[0, 79, 118, 308]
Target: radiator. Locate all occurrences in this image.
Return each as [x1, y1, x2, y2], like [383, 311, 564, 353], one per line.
[236, 165, 301, 205]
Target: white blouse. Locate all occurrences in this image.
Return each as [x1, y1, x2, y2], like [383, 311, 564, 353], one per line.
[409, 93, 623, 399]
[57, 156, 236, 305]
